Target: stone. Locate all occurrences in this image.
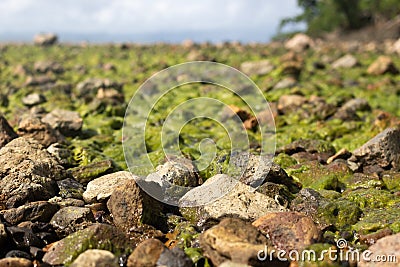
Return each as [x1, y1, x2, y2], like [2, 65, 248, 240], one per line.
[50, 206, 95, 237]
[358, 233, 400, 266]
[127, 239, 166, 267]
[83, 171, 135, 203]
[42, 109, 83, 136]
[0, 223, 6, 246]
[47, 143, 73, 166]
[253, 212, 321, 252]
[22, 93, 46, 107]
[382, 171, 400, 191]
[349, 127, 400, 171]
[7, 226, 44, 249]
[42, 223, 134, 266]
[333, 98, 371, 121]
[33, 61, 64, 74]
[331, 54, 359, 69]
[76, 78, 122, 102]
[33, 33, 58, 46]
[277, 95, 306, 114]
[70, 249, 119, 267]
[179, 175, 287, 225]
[393, 38, 400, 55]
[219, 262, 252, 267]
[107, 179, 166, 232]
[17, 116, 64, 147]
[0, 258, 33, 267]
[69, 159, 114, 184]
[0, 201, 58, 225]
[25, 75, 55, 86]
[367, 56, 399, 75]
[326, 148, 352, 164]
[5, 250, 32, 260]
[200, 218, 285, 267]
[0, 137, 65, 208]
[277, 139, 336, 156]
[240, 60, 275, 76]
[0, 114, 18, 148]
[57, 178, 84, 199]
[157, 247, 193, 267]
[284, 33, 313, 52]
[273, 77, 297, 90]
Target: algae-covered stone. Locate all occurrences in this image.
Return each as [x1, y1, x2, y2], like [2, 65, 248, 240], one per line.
[42, 223, 134, 266]
[277, 139, 336, 155]
[382, 171, 400, 191]
[343, 188, 397, 210]
[69, 159, 114, 184]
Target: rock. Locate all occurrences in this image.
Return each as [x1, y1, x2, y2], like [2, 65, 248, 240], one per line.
[333, 98, 371, 121]
[33, 61, 64, 74]
[50, 206, 95, 236]
[279, 61, 302, 78]
[33, 33, 58, 46]
[331, 54, 359, 69]
[21, 93, 46, 107]
[127, 239, 166, 267]
[69, 159, 114, 184]
[0, 201, 58, 225]
[200, 218, 284, 267]
[359, 228, 393, 246]
[70, 249, 119, 267]
[25, 75, 55, 86]
[367, 56, 399, 75]
[96, 88, 124, 105]
[17, 116, 64, 147]
[327, 148, 352, 164]
[253, 212, 321, 252]
[76, 78, 122, 102]
[273, 77, 297, 90]
[42, 223, 134, 266]
[48, 196, 85, 208]
[349, 127, 400, 171]
[240, 60, 275, 76]
[157, 247, 193, 267]
[0, 258, 33, 267]
[393, 38, 400, 55]
[57, 178, 84, 199]
[0, 114, 18, 148]
[179, 175, 287, 225]
[277, 139, 336, 156]
[284, 33, 313, 52]
[7, 226, 45, 249]
[0, 223, 6, 246]
[219, 261, 252, 267]
[107, 179, 166, 232]
[277, 95, 306, 114]
[42, 109, 83, 136]
[0, 137, 65, 208]
[5, 250, 32, 260]
[47, 143, 73, 166]
[83, 171, 135, 203]
[358, 232, 400, 267]
[382, 171, 400, 191]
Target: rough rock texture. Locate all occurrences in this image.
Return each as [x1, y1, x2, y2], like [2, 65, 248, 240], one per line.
[349, 127, 400, 171]
[331, 54, 359, 69]
[70, 249, 119, 267]
[50, 206, 95, 237]
[0, 258, 33, 267]
[180, 175, 287, 225]
[333, 98, 371, 121]
[57, 178, 84, 199]
[42, 223, 134, 266]
[83, 171, 136, 203]
[22, 93, 46, 106]
[367, 56, 399, 75]
[0, 201, 58, 225]
[0, 114, 18, 148]
[358, 233, 400, 266]
[0, 138, 65, 208]
[127, 238, 166, 267]
[17, 116, 64, 147]
[157, 247, 193, 267]
[33, 33, 58, 46]
[42, 109, 83, 136]
[253, 212, 321, 252]
[107, 179, 165, 232]
[284, 33, 313, 52]
[33, 61, 64, 74]
[277, 95, 306, 114]
[240, 60, 275, 76]
[200, 218, 287, 267]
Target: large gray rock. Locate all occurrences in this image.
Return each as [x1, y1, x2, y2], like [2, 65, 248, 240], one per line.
[0, 201, 58, 225]
[332, 54, 359, 69]
[42, 109, 83, 137]
[50, 206, 95, 236]
[0, 114, 18, 148]
[70, 249, 119, 267]
[0, 137, 65, 208]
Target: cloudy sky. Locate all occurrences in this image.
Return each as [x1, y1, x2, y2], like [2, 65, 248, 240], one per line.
[0, 0, 304, 43]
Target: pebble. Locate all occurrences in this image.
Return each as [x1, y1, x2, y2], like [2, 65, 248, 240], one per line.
[70, 249, 119, 267]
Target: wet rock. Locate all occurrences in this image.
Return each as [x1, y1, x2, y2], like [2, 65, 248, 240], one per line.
[57, 178, 84, 199]
[25, 75, 55, 86]
[200, 218, 284, 267]
[22, 93, 46, 107]
[348, 127, 400, 171]
[7, 226, 45, 249]
[33, 33, 58, 46]
[284, 33, 313, 52]
[0, 114, 18, 147]
[331, 54, 359, 69]
[179, 175, 287, 225]
[0, 201, 58, 225]
[5, 250, 32, 260]
[253, 212, 321, 252]
[367, 56, 399, 75]
[277, 94, 306, 114]
[34, 61, 64, 74]
[273, 77, 297, 90]
[50, 206, 95, 237]
[0, 258, 33, 267]
[83, 171, 135, 203]
[42, 223, 134, 266]
[17, 116, 64, 147]
[69, 159, 113, 184]
[127, 238, 166, 267]
[42, 109, 83, 137]
[0, 137, 65, 208]
[157, 247, 193, 267]
[107, 179, 165, 232]
[358, 232, 400, 267]
[70, 249, 119, 267]
[240, 60, 275, 76]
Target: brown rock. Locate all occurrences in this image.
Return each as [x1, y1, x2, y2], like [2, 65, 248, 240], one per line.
[358, 232, 400, 266]
[17, 116, 64, 147]
[277, 95, 306, 114]
[284, 33, 313, 52]
[0, 258, 33, 267]
[0, 201, 58, 225]
[127, 239, 166, 267]
[0, 115, 18, 148]
[253, 212, 321, 252]
[367, 56, 399, 75]
[33, 33, 58, 46]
